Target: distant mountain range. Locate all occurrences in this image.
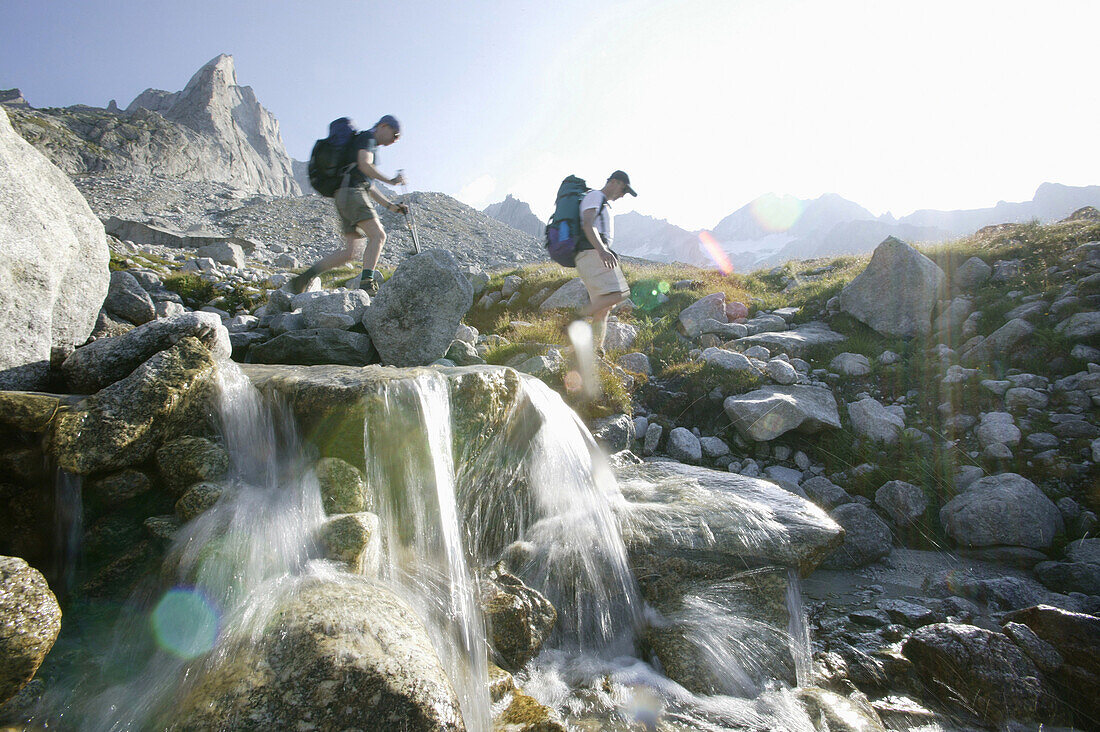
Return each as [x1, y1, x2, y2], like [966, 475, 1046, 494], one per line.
[482, 195, 543, 239]
[483, 183, 1100, 270]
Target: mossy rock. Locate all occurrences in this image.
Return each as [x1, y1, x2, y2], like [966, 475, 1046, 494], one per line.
[156, 436, 229, 494]
[314, 457, 367, 514]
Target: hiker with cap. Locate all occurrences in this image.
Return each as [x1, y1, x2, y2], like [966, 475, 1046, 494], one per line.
[291, 114, 408, 295]
[577, 170, 636, 355]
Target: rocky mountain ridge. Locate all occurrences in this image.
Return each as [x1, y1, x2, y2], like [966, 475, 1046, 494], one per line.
[482, 194, 544, 239]
[3, 55, 298, 196]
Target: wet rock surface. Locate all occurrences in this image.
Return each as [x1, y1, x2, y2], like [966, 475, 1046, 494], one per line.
[0, 557, 61, 705]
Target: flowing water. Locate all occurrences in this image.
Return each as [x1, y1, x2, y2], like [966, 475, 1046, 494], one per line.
[41, 362, 821, 731]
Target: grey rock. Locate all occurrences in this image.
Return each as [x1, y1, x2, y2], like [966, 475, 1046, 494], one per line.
[699, 318, 747, 339]
[105, 270, 157, 326]
[1001, 621, 1063, 674]
[902, 623, 1053, 724]
[0, 108, 109, 389]
[953, 257, 992, 291]
[847, 397, 904, 444]
[940, 473, 1064, 550]
[724, 385, 840, 441]
[976, 412, 1021, 448]
[764, 358, 799, 384]
[592, 414, 635, 452]
[699, 436, 730, 458]
[1000, 604, 1100, 706]
[604, 319, 637, 351]
[678, 293, 727, 337]
[643, 423, 663, 456]
[1025, 432, 1059, 451]
[62, 311, 230, 393]
[318, 512, 381, 575]
[300, 289, 370, 330]
[991, 259, 1024, 283]
[249, 328, 377, 366]
[933, 296, 974, 335]
[700, 347, 758, 373]
[617, 352, 651, 375]
[477, 565, 556, 670]
[1066, 538, 1100, 565]
[444, 339, 484, 366]
[1033, 561, 1100, 596]
[1056, 311, 1100, 339]
[839, 237, 946, 337]
[169, 576, 464, 731]
[196, 241, 245, 268]
[363, 249, 473, 367]
[175, 480, 224, 521]
[616, 461, 843, 576]
[454, 323, 478, 345]
[665, 427, 702, 463]
[538, 278, 589, 311]
[830, 352, 871, 376]
[155, 435, 230, 494]
[1005, 387, 1049, 410]
[802, 476, 852, 509]
[0, 556, 61, 706]
[731, 322, 846, 357]
[314, 457, 368, 515]
[877, 599, 936, 627]
[821, 502, 893, 569]
[874, 480, 928, 526]
[962, 318, 1035, 367]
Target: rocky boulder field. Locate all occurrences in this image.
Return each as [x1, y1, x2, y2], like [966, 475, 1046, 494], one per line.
[2, 74, 1100, 730]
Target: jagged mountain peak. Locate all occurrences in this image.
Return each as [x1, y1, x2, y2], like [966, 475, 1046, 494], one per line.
[185, 54, 237, 91]
[483, 194, 543, 239]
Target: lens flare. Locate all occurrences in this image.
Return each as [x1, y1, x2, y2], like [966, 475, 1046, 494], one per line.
[698, 231, 733, 275]
[630, 279, 670, 311]
[750, 193, 803, 232]
[151, 587, 219, 659]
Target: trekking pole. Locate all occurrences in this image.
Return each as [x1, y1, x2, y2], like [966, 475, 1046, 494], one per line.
[397, 169, 421, 254]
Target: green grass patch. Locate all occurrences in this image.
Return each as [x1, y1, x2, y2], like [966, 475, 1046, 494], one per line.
[163, 273, 216, 307]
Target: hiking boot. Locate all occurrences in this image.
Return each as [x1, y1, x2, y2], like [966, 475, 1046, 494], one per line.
[359, 277, 380, 296]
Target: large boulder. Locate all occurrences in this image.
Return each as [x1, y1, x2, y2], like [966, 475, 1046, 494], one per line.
[678, 293, 727, 338]
[1001, 604, 1100, 716]
[50, 337, 220, 475]
[847, 397, 905, 444]
[537, 278, 589, 311]
[730, 322, 846, 358]
[248, 328, 378, 366]
[961, 319, 1035, 367]
[169, 576, 465, 731]
[939, 473, 1064, 550]
[478, 565, 556, 670]
[902, 623, 1054, 724]
[820, 502, 893, 569]
[61, 311, 230, 393]
[838, 237, 946, 337]
[723, 385, 840, 441]
[616, 461, 843, 579]
[363, 249, 474, 367]
[0, 556, 61, 705]
[299, 289, 371, 330]
[0, 107, 109, 389]
[104, 270, 156, 325]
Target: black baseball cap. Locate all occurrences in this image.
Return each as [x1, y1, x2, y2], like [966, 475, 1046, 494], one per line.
[610, 170, 637, 196]
[376, 114, 401, 133]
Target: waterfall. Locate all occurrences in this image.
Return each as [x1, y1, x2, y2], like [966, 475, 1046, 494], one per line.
[364, 372, 492, 732]
[51, 468, 83, 596]
[70, 362, 327, 731]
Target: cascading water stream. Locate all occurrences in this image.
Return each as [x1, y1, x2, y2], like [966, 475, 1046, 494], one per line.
[363, 373, 491, 732]
[64, 362, 327, 731]
[51, 468, 83, 597]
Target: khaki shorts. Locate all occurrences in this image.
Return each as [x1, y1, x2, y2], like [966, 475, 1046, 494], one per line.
[575, 249, 629, 297]
[335, 184, 378, 234]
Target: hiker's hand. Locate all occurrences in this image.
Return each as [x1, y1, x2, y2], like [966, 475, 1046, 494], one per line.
[392, 203, 409, 215]
[599, 249, 618, 269]
[390, 173, 406, 186]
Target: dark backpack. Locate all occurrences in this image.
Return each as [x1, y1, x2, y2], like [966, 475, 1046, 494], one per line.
[545, 175, 606, 267]
[308, 118, 357, 197]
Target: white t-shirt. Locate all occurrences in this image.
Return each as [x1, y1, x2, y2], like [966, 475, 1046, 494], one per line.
[579, 189, 613, 247]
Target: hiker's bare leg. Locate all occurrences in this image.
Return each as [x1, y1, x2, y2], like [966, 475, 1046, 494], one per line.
[312, 233, 365, 272]
[583, 291, 628, 350]
[357, 219, 387, 271]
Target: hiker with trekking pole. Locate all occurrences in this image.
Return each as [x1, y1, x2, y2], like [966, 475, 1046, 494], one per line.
[292, 114, 412, 296]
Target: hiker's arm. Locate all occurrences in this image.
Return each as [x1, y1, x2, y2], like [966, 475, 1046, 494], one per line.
[582, 208, 618, 268]
[368, 186, 407, 215]
[356, 149, 404, 186]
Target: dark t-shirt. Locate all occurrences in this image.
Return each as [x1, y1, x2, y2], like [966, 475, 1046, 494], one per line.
[346, 130, 377, 187]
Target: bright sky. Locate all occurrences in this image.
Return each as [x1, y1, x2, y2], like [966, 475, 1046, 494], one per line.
[3, 0, 1098, 230]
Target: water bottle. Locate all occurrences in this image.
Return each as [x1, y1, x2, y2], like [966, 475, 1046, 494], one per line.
[559, 221, 570, 239]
